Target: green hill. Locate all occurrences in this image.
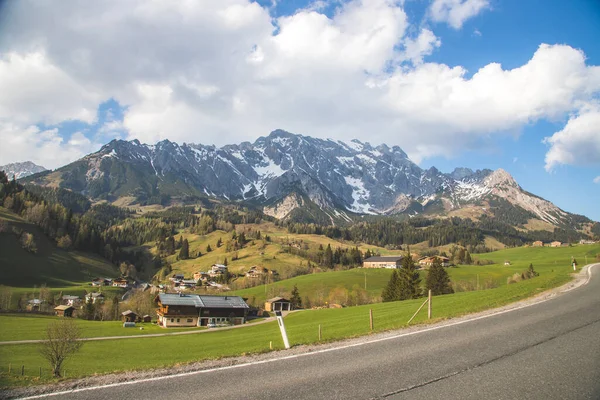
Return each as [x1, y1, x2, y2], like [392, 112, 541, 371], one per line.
[0, 207, 118, 287]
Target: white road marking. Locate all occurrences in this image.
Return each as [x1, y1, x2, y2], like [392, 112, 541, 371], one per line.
[17, 263, 599, 400]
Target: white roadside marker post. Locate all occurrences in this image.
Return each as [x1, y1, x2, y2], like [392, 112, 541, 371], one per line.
[275, 310, 290, 349]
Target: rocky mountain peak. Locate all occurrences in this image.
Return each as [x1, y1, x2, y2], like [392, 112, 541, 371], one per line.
[484, 168, 519, 189]
[0, 161, 47, 179]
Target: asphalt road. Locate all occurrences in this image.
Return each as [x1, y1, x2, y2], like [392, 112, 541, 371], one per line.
[25, 264, 600, 400]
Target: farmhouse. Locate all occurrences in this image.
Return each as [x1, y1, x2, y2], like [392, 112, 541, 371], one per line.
[121, 310, 137, 322]
[62, 295, 81, 306]
[550, 241, 562, 247]
[418, 256, 451, 267]
[155, 293, 249, 328]
[26, 299, 43, 312]
[208, 264, 228, 277]
[245, 266, 278, 279]
[193, 271, 208, 282]
[85, 292, 105, 304]
[54, 305, 74, 317]
[265, 297, 293, 312]
[113, 278, 129, 288]
[363, 256, 403, 269]
[532, 241, 543, 247]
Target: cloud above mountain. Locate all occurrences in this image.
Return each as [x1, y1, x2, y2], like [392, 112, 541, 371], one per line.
[0, 0, 599, 170]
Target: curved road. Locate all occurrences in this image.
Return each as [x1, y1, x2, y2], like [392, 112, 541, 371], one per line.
[22, 264, 600, 400]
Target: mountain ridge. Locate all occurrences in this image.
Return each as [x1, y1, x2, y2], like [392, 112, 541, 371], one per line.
[22, 130, 593, 230]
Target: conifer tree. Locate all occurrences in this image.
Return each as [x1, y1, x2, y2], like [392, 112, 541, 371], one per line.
[290, 285, 302, 309]
[397, 250, 421, 300]
[179, 239, 189, 260]
[426, 257, 454, 295]
[381, 269, 401, 302]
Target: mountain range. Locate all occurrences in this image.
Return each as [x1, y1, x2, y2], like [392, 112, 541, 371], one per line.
[19, 130, 592, 231]
[0, 161, 47, 180]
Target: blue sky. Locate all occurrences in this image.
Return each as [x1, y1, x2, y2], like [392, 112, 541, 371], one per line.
[0, 0, 598, 220]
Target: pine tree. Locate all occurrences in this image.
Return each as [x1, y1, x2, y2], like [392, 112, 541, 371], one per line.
[426, 257, 454, 295]
[382, 270, 401, 302]
[290, 285, 302, 309]
[179, 239, 189, 260]
[397, 251, 421, 300]
[324, 244, 334, 268]
[223, 257, 228, 266]
[206, 244, 212, 252]
[465, 251, 473, 265]
[216, 238, 222, 247]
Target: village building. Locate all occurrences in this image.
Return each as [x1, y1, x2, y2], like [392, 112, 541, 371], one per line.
[550, 241, 562, 247]
[579, 239, 596, 245]
[155, 293, 249, 328]
[193, 271, 209, 282]
[62, 295, 81, 306]
[179, 279, 198, 289]
[265, 297, 293, 312]
[113, 277, 129, 288]
[142, 314, 152, 323]
[417, 256, 451, 267]
[54, 305, 75, 317]
[208, 264, 228, 278]
[92, 278, 112, 286]
[26, 299, 43, 312]
[85, 292, 105, 304]
[170, 274, 185, 282]
[245, 266, 278, 279]
[532, 241, 543, 247]
[362, 256, 403, 269]
[121, 310, 137, 322]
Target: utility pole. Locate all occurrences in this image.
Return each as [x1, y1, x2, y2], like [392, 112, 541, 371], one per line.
[364, 271, 367, 290]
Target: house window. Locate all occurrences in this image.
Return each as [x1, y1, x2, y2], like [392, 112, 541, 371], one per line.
[170, 319, 174, 323]
[187, 319, 193, 323]
[177, 318, 180, 323]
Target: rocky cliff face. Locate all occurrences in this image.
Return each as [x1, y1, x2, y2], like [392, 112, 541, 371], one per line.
[25, 129, 586, 226]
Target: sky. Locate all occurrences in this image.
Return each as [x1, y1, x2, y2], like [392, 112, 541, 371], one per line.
[0, 0, 599, 220]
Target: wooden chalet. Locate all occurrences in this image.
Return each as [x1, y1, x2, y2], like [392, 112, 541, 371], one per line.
[265, 297, 292, 312]
[54, 305, 75, 317]
[121, 310, 137, 322]
[155, 293, 249, 328]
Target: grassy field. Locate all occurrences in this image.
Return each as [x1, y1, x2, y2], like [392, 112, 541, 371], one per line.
[0, 314, 204, 342]
[227, 243, 600, 305]
[0, 207, 118, 288]
[1, 244, 598, 388]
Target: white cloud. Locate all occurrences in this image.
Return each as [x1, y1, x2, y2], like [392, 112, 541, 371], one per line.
[0, 122, 99, 169]
[0, 1, 599, 170]
[543, 103, 600, 171]
[594, 176, 600, 184]
[402, 29, 441, 65]
[430, 0, 489, 29]
[0, 52, 100, 125]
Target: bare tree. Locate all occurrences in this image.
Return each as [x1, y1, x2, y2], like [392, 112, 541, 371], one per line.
[39, 319, 83, 377]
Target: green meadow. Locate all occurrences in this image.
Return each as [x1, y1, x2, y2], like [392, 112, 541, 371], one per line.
[1, 244, 598, 388]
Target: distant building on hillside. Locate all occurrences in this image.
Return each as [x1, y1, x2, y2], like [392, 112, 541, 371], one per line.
[550, 241, 562, 247]
[532, 241, 543, 247]
[418, 256, 451, 267]
[363, 256, 403, 269]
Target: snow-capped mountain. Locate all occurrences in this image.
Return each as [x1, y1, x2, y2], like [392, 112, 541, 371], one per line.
[24, 130, 589, 227]
[0, 161, 47, 179]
